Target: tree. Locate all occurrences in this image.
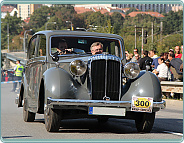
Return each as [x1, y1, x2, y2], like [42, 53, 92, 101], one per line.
[85, 11, 105, 28]
[162, 10, 183, 35]
[111, 12, 124, 34]
[28, 6, 52, 30]
[1, 12, 23, 50]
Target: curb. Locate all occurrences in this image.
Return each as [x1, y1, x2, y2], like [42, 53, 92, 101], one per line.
[164, 99, 183, 107]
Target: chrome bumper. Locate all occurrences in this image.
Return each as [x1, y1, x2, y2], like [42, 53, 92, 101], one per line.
[47, 97, 166, 111]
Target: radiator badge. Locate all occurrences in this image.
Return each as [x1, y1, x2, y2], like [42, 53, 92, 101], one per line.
[103, 96, 110, 101]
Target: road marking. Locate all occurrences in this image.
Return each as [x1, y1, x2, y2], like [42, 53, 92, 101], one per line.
[163, 131, 183, 137]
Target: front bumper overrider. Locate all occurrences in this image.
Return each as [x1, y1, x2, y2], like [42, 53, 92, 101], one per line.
[46, 97, 166, 112]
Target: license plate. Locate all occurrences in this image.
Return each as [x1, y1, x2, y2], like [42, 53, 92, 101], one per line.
[88, 107, 126, 116]
[131, 96, 153, 113]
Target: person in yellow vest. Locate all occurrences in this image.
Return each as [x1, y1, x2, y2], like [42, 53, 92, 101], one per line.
[11, 60, 24, 92]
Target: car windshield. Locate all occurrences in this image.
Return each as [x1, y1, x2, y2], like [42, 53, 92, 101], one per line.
[50, 36, 122, 58]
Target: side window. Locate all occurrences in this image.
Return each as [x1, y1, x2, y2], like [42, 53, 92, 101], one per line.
[28, 36, 37, 59]
[105, 41, 120, 57]
[37, 35, 46, 56]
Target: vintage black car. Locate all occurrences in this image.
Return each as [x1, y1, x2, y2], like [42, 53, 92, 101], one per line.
[15, 30, 166, 133]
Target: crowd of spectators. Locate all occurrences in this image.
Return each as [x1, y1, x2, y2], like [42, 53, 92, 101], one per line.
[125, 46, 183, 99]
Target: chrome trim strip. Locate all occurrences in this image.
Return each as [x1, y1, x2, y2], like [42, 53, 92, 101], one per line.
[47, 97, 166, 109]
[89, 54, 121, 62]
[104, 59, 108, 99]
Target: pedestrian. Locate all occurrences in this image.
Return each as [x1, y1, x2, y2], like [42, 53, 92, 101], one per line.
[149, 49, 158, 59]
[175, 46, 182, 59]
[152, 53, 164, 70]
[130, 48, 139, 62]
[139, 50, 153, 71]
[5, 71, 8, 82]
[181, 45, 183, 61]
[152, 58, 168, 82]
[11, 60, 24, 92]
[127, 53, 133, 62]
[168, 53, 183, 81]
[168, 49, 174, 55]
[134, 54, 140, 64]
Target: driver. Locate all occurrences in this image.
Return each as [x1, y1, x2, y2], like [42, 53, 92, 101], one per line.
[55, 39, 71, 55]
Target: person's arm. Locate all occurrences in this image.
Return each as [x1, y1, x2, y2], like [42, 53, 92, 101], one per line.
[152, 69, 158, 74]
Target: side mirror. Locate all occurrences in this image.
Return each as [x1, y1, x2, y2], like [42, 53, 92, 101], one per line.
[52, 54, 59, 62]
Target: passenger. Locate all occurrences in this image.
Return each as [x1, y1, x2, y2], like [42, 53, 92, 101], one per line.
[152, 58, 168, 82]
[90, 42, 103, 55]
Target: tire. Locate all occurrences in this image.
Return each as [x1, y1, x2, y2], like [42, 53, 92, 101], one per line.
[135, 112, 155, 133]
[97, 116, 109, 123]
[44, 104, 61, 132]
[23, 99, 36, 122]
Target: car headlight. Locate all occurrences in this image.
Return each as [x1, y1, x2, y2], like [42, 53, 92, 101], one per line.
[124, 62, 140, 79]
[69, 59, 87, 76]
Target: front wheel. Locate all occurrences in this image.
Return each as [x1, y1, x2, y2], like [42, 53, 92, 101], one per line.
[135, 112, 155, 133]
[23, 99, 35, 122]
[97, 116, 109, 123]
[44, 104, 61, 132]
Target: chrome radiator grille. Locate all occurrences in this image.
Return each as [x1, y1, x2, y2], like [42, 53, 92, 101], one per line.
[89, 55, 121, 101]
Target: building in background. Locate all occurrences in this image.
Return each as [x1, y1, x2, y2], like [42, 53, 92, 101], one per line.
[1, 5, 18, 18]
[17, 4, 42, 20]
[74, 4, 126, 17]
[172, 5, 183, 12]
[112, 4, 182, 13]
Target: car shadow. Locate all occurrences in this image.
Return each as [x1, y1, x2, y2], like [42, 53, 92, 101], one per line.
[34, 117, 182, 134]
[2, 135, 32, 139]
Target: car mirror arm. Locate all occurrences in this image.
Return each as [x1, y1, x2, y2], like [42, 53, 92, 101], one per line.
[51, 54, 60, 68]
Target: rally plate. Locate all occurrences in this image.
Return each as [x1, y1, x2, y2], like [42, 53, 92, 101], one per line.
[131, 96, 153, 113]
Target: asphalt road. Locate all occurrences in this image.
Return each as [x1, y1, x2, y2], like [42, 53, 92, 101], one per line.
[1, 83, 183, 142]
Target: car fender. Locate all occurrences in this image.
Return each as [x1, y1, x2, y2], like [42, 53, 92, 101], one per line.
[43, 67, 90, 101]
[122, 71, 162, 102]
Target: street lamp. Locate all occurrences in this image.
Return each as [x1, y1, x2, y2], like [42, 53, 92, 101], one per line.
[66, 21, 73, 31]
[1, 22, 9, 52]
[45, 22, 57, 30]
[24, 29, 32, 54]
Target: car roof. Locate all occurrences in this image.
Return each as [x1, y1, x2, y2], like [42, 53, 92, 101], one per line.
[34, 30, 123, 40]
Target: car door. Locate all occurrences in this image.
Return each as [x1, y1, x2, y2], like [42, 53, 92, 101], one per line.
[32, 34, 47, 109]
[26, 35, 38, 111]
